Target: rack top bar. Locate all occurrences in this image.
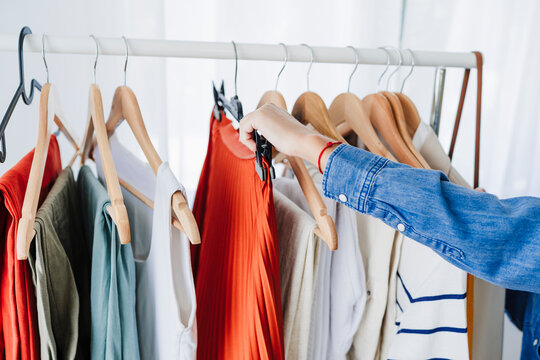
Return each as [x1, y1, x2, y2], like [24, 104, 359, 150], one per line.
[0, 34, 478, 69]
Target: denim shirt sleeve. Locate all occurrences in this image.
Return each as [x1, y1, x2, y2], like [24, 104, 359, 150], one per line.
[322, 144, 540, 293]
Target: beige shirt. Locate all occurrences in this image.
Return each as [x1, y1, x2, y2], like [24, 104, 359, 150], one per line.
[348, 217, 399, 360]
[274, 190, 321, 360]
[276, 168, 367, 360]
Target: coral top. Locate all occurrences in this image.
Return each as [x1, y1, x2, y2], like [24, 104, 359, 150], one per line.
[0, 135, 62, 360]
[192, 112, 284, 360]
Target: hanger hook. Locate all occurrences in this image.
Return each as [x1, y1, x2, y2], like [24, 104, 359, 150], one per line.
[400, 48, 415, 93]
[122, 36, 129, 86]
[89, 35, 99, 84]
[300, 43, 314, 91]
[41, 34, 49, 83]
[18, 27, 41, 105]
[275, 43, 288, 91]
[231, 40, 239, 97]
[377, 46, 391, 92]
[386, 46, 403, 91]
[0, 27, 42, 163]
[347, 45, 359, 92]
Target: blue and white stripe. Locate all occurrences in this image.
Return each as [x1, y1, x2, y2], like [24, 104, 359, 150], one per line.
[387, 236, 469, 359]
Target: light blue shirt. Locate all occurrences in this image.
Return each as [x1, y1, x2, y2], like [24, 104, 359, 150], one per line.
[322, 144, 540, 359]
[78, 166, 140, 360]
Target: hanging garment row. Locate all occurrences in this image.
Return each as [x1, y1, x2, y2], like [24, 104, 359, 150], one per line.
[0, 27, 509, 360]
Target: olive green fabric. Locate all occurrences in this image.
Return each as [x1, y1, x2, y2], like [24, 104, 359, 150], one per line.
[29, 167, 91, 360]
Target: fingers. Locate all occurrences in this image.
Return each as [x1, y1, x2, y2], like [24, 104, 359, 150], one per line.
[241, 134, 257, 152]
[475, 187, 486, 192]
[239, 115, 257, 152]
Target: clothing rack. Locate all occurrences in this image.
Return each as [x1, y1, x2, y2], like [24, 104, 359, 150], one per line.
[0, 32, 479, 169]
[0, 34, 477, 69]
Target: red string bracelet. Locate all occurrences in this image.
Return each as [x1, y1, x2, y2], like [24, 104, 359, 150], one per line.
[318, 141, 342, 174]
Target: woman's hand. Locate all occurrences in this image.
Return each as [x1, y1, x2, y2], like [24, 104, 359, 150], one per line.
[239, 103, 334, 166]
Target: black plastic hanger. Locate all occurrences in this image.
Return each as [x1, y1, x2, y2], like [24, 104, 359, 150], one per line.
[213, 80, 244, 122]
[212, 41, 274, 181]
[0, 26, 42, 163]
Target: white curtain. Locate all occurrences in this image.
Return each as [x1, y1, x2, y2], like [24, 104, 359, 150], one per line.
[162, 0, 404, 196]
[400, 0, 540, 200]
[1, 1, 537, 357]
[0, 0, 402, 195]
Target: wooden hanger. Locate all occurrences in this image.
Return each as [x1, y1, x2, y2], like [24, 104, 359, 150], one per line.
[258, 95, 337, 250]
[258, 90, 287, 110]
[382, 91, 430, 168]
[81, 35, 131, 245]
[292, 91, 346, 142]
[101, 38, 200, 244]
[329, 46, 396, 160]
[81, 84, 131, 244]
[382, 48, 429, 167]
[395, 93, 421, 137]
[17, 37, 80, 260]
[395, 49, 422, 137]
[361, 92, 421, 167]
[257, 44, 337, 250]
[330, 94, 396, 160]
[16, 83, 80, 260]
[104, 85, 201, 244]
[360, 48, 422, 167]
[292, 44, 346, 143]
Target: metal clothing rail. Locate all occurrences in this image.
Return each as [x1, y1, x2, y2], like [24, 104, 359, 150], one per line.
[0, 34, 477, 69]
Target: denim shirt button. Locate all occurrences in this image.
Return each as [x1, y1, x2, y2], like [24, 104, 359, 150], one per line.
[338, 194, 348, 203]
[533, 338, 538, 346]
[397, 223, 405, 232]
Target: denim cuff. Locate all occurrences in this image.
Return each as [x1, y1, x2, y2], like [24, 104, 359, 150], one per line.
[322, 144, 389, 213]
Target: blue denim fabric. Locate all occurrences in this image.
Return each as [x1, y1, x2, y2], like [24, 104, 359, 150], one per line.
[322, 144, 540, 359]
[506, 291, 540, 359]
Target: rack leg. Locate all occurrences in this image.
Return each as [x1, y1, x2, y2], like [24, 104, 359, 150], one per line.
[430, 66, 446, 135]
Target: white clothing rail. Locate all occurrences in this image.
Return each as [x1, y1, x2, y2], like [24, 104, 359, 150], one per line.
[0, 34, 478, 69]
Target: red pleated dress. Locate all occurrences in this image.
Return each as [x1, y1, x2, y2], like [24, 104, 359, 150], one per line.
[192, 112, 284, 360]
[0, 135, 62, 360]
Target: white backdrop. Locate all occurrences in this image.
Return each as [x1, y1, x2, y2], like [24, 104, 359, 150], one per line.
[1, 1, 538, 358]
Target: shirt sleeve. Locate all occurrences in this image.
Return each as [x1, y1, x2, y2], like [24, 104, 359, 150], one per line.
[322, 144, 540, 293]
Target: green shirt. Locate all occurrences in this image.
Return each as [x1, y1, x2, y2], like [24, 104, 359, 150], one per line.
[29, 167, 91, 360]
[77, 165, 139, 360]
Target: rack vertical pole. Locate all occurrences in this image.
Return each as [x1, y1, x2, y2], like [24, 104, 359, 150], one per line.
[430, 67, 446, 135]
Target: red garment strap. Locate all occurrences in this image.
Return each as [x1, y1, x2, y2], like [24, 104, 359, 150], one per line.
[448, 70, 469, 160]
[449, 51, 483, 189]
[449, 51, 483, 360]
